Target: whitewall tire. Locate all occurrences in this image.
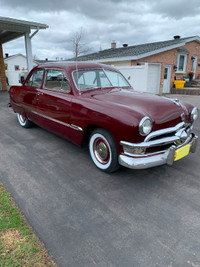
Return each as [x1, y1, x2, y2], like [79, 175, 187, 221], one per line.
[89, 128, 119, 173]
[17, 113, 32, 128]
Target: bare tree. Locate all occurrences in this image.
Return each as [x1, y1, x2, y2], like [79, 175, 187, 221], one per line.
[72, 28, 90, 58]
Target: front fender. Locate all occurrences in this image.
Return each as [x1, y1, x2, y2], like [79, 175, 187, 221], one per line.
[71, 97, 145, 151]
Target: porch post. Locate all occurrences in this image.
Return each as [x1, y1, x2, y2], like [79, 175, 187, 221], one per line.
[24, 33, 33, 72]
[0, 44, 7, 90]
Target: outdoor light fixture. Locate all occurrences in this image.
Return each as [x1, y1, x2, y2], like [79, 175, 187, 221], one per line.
[173, 65, 178, 71]
[191, 56, 195, 62]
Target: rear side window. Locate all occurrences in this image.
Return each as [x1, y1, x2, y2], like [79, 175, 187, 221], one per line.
[26, 69, 44, 87]
[44, 69, 71, 92]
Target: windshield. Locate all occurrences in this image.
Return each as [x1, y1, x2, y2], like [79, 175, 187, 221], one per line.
[72, 68, 131, 91]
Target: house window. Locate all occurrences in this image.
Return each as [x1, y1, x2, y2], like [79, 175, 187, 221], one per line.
[177, 54, 187, 73]
[15, 65, 20, 71]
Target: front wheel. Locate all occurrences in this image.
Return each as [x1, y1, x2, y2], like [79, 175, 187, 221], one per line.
[17, 113, 32, 128]
[89, 128, 119, 173]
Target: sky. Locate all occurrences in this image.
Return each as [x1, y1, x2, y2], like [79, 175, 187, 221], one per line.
[1, 0, 200, 60]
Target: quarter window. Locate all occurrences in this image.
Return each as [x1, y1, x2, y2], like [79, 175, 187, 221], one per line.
[44, 70, 71, 92]
[26, 69, 44, 87]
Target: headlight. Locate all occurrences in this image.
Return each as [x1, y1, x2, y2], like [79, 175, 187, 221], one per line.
[191, 107, 198, 122]
[139, 116, 152, 136]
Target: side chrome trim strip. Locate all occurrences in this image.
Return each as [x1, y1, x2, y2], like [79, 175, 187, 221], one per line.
[14, 102, 83, 132]
[70, 124, 83, 131]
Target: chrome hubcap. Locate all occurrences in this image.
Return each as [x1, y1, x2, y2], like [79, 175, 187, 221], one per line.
[93, 138, 110, 164]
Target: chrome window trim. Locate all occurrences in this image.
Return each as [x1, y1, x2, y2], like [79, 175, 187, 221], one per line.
[14, 103, 83, 132]
[43, 68, 71, 93]
[25, 68, 45, 88]
[72, 68, 131, 92]
[72, 68, 105, 92]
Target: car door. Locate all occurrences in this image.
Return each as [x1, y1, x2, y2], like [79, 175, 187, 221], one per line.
[19, 68, 44, 123]
[36, 68, 73, 140]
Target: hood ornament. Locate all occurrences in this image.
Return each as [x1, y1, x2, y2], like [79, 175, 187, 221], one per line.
[161, 96, 181, 106]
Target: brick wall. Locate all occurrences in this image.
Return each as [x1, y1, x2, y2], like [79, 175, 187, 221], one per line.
[0, 44, 7, 90]
[131, 40, 200, 92]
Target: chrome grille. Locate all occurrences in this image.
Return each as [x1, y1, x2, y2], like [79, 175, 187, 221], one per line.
[145, 122, 192, 147]
[120, 122, 193, 156]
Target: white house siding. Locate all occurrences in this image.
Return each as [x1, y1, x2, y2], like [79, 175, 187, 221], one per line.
[146, 63, 161, 94]
[5, 54, 37, 86]
[116, 65, 148, 92]
[116, 63, 161, 94]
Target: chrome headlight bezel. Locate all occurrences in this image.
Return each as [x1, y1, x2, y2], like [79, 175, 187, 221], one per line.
[139, 116, 153, 136]
[191, 107, 198, 122]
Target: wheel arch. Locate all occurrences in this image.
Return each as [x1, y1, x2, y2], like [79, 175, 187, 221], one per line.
[82, 124, 118, 149]
[82, 124, 102, 147]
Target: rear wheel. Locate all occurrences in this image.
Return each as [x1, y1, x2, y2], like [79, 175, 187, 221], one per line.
[89, 128, 119, 173]
[17, 113, 32, 128]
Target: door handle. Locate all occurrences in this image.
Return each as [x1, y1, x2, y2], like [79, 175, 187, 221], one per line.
[37, 92, 43, 96]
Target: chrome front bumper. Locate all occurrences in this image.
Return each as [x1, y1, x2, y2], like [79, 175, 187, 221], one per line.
[119, 134, 198, 170]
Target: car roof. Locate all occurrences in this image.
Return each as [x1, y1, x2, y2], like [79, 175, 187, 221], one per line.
[37, 61, 117, 72]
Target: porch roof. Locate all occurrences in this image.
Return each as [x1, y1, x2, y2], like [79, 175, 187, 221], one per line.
[0, 16, 48, 44]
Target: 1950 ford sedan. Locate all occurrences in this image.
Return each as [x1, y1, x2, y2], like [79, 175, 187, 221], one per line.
[9, 62, 198, 172]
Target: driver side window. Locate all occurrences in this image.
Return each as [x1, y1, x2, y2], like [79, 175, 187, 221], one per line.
[26, 69, 44, 88]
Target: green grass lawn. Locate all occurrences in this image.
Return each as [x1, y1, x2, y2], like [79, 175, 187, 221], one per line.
[0, 184, 57, 267]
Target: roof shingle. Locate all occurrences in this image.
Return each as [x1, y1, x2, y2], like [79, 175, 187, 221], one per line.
[71, 36, 200, 61]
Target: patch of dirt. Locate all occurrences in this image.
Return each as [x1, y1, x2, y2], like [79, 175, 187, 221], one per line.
[0, 229, 26, 251]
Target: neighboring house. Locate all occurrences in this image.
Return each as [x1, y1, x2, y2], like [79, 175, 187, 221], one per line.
[73, 36, 200, 94]
[4, 53, 38, 85]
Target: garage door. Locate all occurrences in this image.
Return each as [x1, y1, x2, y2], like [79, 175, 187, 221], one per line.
[147, 64, 161, 94]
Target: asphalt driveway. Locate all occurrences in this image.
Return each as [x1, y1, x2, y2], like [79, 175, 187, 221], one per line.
[0, 91, 200, 267]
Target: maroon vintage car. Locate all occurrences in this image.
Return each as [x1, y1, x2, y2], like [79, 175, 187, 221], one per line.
[9, 62, 198, 172]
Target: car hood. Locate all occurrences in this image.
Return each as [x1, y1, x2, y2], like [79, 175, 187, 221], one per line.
[88, 88, 190, 127]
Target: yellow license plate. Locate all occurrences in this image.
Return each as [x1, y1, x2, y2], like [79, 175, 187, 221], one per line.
[174, 144, 190, 161]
